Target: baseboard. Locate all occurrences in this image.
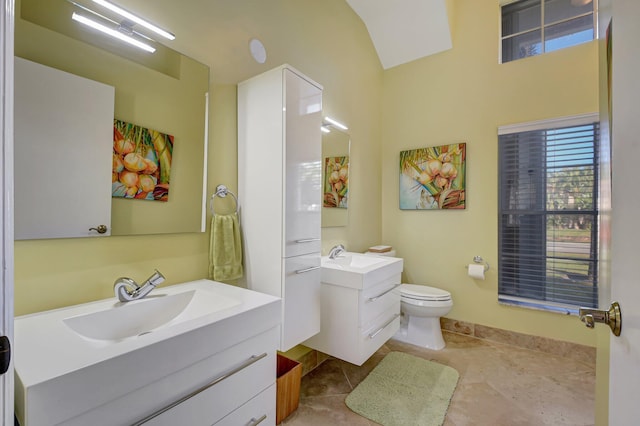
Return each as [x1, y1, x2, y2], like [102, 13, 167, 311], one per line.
[440, 317, 596, 365]
[284, 318, 596, 377]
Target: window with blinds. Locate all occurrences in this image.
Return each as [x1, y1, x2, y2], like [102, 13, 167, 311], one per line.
[501, 0, 595, 63]
[498, 116, 599, 314]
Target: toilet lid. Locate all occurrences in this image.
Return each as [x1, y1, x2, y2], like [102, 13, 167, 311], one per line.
[401, 284, 452, 301]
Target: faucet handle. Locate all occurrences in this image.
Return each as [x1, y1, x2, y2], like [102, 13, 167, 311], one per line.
[145, 269, 166, 287]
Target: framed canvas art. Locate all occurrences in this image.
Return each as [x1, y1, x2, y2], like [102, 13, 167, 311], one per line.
[112, 119, 174, 202]
[399, 143, 466, 210]
[323, 156, 349, 208]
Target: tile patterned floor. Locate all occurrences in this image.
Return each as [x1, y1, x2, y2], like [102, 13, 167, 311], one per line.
[282, 331, 596, 426]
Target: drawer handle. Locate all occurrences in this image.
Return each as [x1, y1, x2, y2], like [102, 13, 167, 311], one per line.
[367, 283, 401, 302]
[131, 353, 268, 425]
[368, 313, 400, 340]
[295, 265, 320, 274]
[294, 238, 320, 243]
[248, 414, 268, 426]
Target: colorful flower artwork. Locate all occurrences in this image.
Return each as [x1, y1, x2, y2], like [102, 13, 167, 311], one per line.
[399, 143, 466, 210]
[324, 156, 349, 208]
[112, 119, 173, 202]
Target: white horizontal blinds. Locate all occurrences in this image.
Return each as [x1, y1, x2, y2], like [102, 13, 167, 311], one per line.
[498, 120, 599, 312]
[501, 0, 595, 63]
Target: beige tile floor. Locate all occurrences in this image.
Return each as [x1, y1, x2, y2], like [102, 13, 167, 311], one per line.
[282, 331, 595, 426]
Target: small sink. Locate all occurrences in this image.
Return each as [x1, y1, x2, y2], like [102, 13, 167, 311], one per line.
[321, 252, 403, 289]
[324, 254, 386, 268]
[63, 289, 239, 341]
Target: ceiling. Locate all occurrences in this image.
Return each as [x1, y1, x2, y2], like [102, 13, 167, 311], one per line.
[346, 0, 453, 69]
[62, 0, 455, 82]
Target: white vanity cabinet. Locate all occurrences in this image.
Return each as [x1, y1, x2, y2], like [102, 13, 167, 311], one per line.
[238, 64, 323, 351]
[14, 280, 281, 426]
[304, 255, 403, 366]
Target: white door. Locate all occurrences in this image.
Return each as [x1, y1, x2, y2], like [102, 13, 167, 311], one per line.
[608, 0, 640, 423]
[0, 1, 14, 424]
[13, 58, 114, 240]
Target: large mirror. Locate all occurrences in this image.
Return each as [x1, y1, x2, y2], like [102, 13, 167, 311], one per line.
[14, 0, 209, 239]
[321, 127, 350, 227]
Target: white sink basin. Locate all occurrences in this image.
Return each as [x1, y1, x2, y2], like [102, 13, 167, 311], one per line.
[63, 289, 239, 341]
[324, 254, 387, 268]
[321, 252, 403, 289]
[14, 279, 282, 426]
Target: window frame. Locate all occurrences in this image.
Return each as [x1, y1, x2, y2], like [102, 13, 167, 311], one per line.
[499, 0, 598, 64]
[497, 113, 600, 315]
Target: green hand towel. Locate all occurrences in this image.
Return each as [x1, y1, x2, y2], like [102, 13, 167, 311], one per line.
[209, 213, 243, 281]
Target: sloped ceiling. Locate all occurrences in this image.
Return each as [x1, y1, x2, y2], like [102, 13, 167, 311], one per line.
[49, 0, 455, 81]
[346, 0, 453, 69]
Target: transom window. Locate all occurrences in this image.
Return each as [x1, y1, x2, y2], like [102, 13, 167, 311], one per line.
[498, 115, 600, 314]
[501, 0, 596, 63]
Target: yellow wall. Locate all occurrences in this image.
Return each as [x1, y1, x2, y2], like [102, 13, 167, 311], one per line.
[380, 0, 599, 346]
[14, 0, 599, 345]
[13, 0, 382, 316]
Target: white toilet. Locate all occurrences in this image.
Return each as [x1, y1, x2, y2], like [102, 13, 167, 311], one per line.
[364, 247, 453, 350]
[394, 284, 453, 350]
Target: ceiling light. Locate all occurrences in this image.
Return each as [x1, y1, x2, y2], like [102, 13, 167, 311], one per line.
[72, 12, 156, 53]
[321, 126, 331, 133]
[324, 116, 348, 130]
[92, 0, 175, 40]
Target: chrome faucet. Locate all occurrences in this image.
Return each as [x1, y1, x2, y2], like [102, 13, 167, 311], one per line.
[328, 244, 346, 259]
[114, 269, 166, 302]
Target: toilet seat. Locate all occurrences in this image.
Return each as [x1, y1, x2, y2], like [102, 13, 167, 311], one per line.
[400, 284, 452, 302]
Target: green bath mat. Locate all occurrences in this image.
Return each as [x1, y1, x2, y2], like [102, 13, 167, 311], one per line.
[345, 352, 459, 426]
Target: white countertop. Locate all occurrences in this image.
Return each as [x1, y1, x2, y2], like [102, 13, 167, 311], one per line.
[15, 279, 281, 389]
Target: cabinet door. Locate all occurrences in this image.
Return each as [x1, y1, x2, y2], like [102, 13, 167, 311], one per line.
[283, 69, 322, 258]
[14, 58, 114, 240]
[281, 254, 321, 351]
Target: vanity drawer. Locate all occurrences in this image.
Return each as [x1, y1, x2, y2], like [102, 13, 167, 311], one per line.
[215, 383, 276, 426]
[282, 254, 321, 351]
[141, 328, 277, 425]
[357, 305, 400, 364]
[359, 277, 401, 327]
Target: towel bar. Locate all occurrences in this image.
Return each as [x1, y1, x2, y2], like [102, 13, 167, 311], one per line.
[210, 184, 239, 214]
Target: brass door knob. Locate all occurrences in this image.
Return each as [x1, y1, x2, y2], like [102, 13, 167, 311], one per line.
[89, 225, 108, 234]
[578, 302, 622, 336]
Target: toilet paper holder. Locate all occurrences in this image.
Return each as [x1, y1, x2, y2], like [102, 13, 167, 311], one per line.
[466, 256, 490, 272]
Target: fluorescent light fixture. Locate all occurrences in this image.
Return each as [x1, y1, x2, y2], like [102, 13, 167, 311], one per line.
[72, 12, 156, 53]
[93, 0, 175, 40]
[324, 116, 348, 130]
[321, 126, 331, 133]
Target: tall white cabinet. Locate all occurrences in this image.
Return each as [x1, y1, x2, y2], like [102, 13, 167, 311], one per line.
[238, 65, 323, 351]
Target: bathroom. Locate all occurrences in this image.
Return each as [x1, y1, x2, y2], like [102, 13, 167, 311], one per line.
[2, 0, 639, 424]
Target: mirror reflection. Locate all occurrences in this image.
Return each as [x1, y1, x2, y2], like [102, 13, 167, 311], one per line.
[321, 126, 350, 228]
[14, 0, 209, 239]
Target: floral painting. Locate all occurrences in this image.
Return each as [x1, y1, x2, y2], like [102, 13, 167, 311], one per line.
[324, 156, 349, 208]
[399, 143, 466, 210]
[112, 119, 173, 202]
